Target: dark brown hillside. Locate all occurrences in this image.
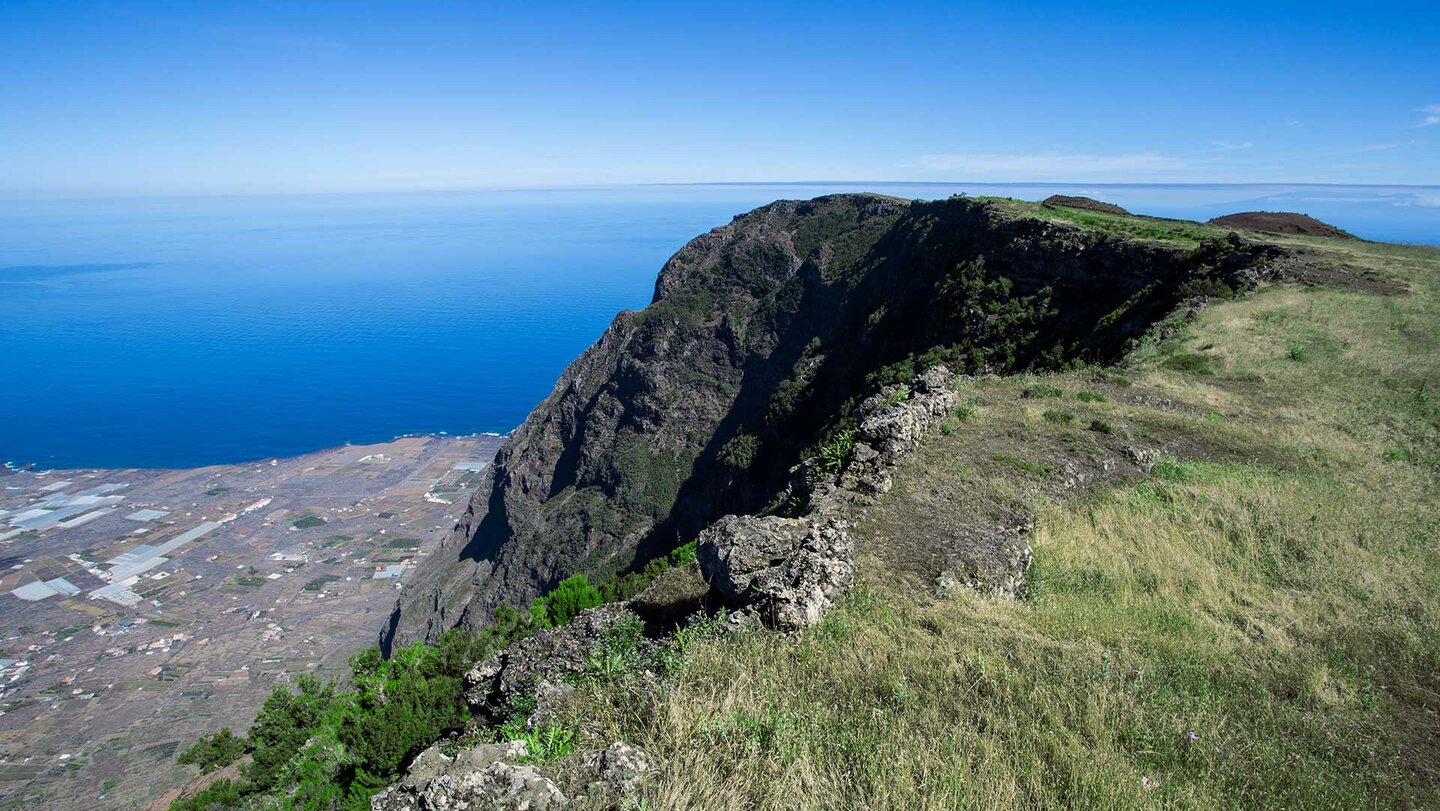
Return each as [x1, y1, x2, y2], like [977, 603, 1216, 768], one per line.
[1041, 194, 1130, 215]
[1207, 210, 1357, 239]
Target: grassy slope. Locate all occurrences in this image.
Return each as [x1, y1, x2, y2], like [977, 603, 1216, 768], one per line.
[552, 233, 1440, 809]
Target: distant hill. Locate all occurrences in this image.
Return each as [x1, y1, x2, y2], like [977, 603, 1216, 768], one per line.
[1040, 194, 1130, 215]
[1208, 210, 1357, 238]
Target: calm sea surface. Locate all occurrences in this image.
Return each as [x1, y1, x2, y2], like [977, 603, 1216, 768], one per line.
[2, 183, 1436, 469]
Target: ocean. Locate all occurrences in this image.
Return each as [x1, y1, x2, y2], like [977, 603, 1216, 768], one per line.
[2, 182, 1437, 469]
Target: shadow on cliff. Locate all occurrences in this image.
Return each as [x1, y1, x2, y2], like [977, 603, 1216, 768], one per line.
[639, 197, 1253, 563]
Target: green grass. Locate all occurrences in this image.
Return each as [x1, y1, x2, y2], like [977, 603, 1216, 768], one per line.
[1160, 352, 1218, 376]
[994, 198, 1226, 247]
[993, 452, 1052, 478]
[302, 576, 341, 592]
[1022, 384, 1065, 399]
[542, 237, 1440, 810]
[291, 514, 326, 530]
[1042, 408, 1075, 424]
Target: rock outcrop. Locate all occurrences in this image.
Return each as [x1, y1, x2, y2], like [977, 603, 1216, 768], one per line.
[371, 740, 566, 811]
[696, 365, 1009, 627]
[372, 738, 654, 811]
[841, 365, 963, 496]
[385, 194, 1295, 651]
[698, 514, 854, 630]
[463, 604, 648, 721]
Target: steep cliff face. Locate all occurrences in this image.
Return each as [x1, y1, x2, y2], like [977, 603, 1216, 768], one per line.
[384, 193, 1279, 650]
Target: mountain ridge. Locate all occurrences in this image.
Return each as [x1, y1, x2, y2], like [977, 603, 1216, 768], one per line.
[383, 193, 1289, 652]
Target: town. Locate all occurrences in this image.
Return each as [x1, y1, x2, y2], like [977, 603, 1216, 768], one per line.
[0, 434, 502, 810]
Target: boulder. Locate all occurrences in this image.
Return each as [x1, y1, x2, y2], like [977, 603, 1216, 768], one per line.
[698, 514, 853, 631]
[579, 742, 652, 797]
[371, 740, 567, 811]
[464, 604, 647, 718]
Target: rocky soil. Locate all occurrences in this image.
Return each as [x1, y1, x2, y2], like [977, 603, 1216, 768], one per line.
[1207, 211, 1357, 239]
[1041, 194, 1130, 215]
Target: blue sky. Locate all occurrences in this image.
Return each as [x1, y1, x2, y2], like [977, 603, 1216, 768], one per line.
[2, 1, 1437, 195]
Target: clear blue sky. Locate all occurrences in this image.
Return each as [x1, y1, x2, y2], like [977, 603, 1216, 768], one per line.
[2, 1, 1437, 195]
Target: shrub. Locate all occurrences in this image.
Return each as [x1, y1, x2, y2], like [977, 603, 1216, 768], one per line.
[177, 727, 245, 773]
[718, 433, 760, 472]
[1072, 390, 1106, 402]
[240, 676, 337, 793]
[1022, 384, 1064, 399]
[169, 779, 243, 811]
[1160, 352, 1217, 376]
[1089, 419, 1115, 434]
[1043, 409, 1075, 424]
[994, 453, 1052, 477]
[815, 426, 856, 477]
[534, 574, 603, 627]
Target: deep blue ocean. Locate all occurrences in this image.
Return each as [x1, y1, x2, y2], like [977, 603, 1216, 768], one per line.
[2, 182, 1437, 469]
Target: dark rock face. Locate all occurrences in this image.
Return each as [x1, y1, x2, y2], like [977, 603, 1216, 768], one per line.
[385, 194, 906, 649]
[384, 193, 1288, 651]
[1041, 194, 1130, 215]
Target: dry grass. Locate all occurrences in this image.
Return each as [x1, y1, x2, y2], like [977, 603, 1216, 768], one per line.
[552, 238, 1440, 810]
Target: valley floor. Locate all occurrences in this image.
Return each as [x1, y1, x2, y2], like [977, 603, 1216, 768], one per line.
[0, 435, 503, 811]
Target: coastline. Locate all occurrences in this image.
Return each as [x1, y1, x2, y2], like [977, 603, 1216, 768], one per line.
[0, 432, 505, 810]
[1, 430, 511, 476]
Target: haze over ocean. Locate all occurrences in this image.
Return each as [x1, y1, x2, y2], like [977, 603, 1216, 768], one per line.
[2, 182, 1436, 469]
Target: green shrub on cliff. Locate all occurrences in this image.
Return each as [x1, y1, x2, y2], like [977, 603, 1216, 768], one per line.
[533, 574, 604, 627]
[173, 538, 702, 811]
[177, 727, 245, 773]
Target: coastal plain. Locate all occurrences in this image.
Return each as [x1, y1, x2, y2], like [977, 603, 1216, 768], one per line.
[0, 435, 502, 811]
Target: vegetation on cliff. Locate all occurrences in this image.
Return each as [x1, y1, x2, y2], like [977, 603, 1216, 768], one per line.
[541, 234, 1440, 809]
[176, 198, 1439, 809]
[171, 546, 697, 810]
[388, 193, 1286, 652]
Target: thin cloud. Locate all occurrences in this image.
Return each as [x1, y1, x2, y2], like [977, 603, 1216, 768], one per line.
[909, 151, 1185, 179]
[1414, 104, 1440, 127]
[1337, 142, 1408, 154]
[1211, 141, 1254, 150]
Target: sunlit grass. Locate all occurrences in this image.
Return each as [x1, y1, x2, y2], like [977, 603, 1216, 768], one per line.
[549, 236, 1440, 810]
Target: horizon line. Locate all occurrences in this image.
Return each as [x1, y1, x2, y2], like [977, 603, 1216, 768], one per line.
[2, 178, 1439, 204]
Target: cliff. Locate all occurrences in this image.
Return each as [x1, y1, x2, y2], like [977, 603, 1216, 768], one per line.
[382, 193, 1286, 652]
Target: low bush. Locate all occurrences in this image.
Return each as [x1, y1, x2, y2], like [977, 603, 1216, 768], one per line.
[177, 727, 245, 773]
[174, 538, 701, 811]
[1021, 384, 1064, 399]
